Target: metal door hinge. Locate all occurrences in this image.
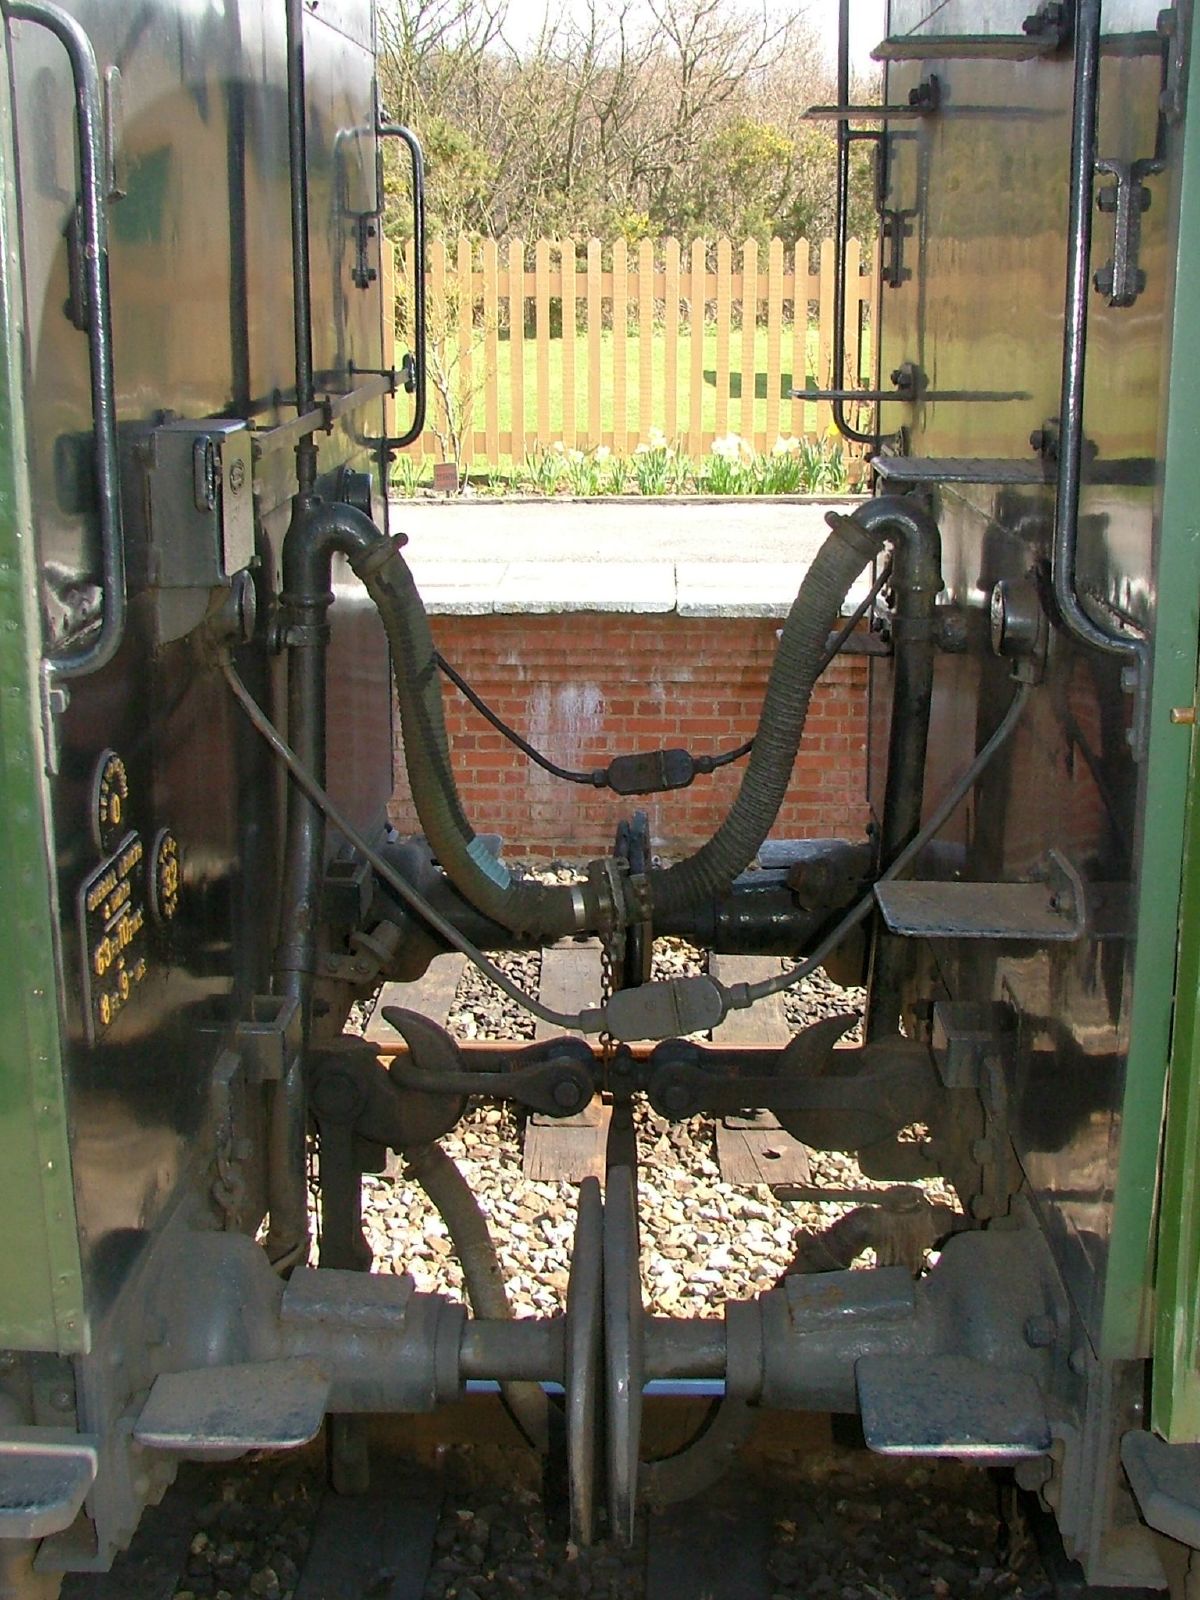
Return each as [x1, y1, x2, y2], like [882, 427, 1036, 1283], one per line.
[352, 214, 378, 289]
[881, 208, 916, 288]
[1093, 157, 1163, 307]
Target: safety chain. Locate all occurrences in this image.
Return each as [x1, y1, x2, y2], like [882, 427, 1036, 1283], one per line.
[598, 924, 621, 1067]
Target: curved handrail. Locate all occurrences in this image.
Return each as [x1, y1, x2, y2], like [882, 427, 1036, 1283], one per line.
[5, 0, 125, 680]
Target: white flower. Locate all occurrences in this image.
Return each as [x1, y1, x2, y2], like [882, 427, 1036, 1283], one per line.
[646, 426, 668, 449]
[552, 440, 565, 454]
[595, 446, 611, 461]
[568, 449, 585, 463]
[772, 435, 800, 455]
[711, 432, 747, 461]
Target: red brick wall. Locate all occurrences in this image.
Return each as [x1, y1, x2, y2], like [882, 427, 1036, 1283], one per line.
[389, 612, 871, 857]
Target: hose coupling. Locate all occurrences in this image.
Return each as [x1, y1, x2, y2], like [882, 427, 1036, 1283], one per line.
[823, 509, 888, 566]
[349, 529, 408, 581]
[585, 854, 630, 937]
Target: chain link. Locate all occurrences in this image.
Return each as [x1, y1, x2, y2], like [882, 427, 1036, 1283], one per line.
[598, 929, 617, 1066]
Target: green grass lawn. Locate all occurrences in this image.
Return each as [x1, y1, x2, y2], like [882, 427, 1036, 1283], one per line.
[435, 323, 872, 464]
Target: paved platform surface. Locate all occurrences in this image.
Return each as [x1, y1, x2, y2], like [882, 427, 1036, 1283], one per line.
[388, 495, 870, 617]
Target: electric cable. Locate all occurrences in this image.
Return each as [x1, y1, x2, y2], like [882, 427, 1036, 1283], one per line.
[433, 558, 894, 786]
[221, 656, 595, 1031]
[434, 650, 596, 785]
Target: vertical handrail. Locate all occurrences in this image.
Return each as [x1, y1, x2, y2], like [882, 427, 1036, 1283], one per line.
[1053, 0, 1146, 670]
[832, 0, 883, 448]
[369, 123, 426, 452]
[4, 0, 125, 680]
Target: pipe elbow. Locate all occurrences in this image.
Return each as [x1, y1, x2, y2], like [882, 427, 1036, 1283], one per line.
[846, 494, 942, 597]
[282, 493, 386, 603]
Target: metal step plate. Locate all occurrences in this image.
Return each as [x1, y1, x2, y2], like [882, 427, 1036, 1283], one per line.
[0, 1431, 97, 1538]
[857, 1354, 1051, 1457]
[134, 1358, 330, 1454]
[875, 881, 1081, 941]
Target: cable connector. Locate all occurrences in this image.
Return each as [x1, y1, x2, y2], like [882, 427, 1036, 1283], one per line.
[603, 748, 697, 795]
[601, 976, 727, 1042]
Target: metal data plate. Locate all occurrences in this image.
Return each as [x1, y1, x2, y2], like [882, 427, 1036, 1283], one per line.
[875, 881, 1082, 941]
[857, 1355, 1051, 1457]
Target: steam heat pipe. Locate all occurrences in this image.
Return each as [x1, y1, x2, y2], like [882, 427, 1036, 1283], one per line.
[852, 497, 942, 1040]
[266, 495, 381, 1266]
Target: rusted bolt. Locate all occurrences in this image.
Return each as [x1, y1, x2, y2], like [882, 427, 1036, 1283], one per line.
[553, 1079, 583, 1111]
[1024, 1314, 1057, 1349]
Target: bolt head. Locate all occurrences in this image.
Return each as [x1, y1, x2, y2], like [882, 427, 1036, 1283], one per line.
[1024, 1314, 1057, 1348]
[553, 1079, 583, 1110]
[662, 1084, 692, 1116]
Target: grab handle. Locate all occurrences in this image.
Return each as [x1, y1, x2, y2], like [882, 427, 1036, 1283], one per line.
[367, 123, 426, 453]
[4, 0, 125, 680]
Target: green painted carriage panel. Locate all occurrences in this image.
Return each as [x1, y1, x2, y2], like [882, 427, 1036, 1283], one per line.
[0, 50, 85, 1354]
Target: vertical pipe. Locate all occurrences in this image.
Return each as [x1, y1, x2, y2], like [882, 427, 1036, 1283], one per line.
[1052, 0, 1143, 669]
[285, 0, 316, 493]
[267, 499, 382, 1266]
[835, 498, 941, 1040]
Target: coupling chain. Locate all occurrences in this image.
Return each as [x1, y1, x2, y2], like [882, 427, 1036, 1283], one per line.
[598, 928, 618, 1066]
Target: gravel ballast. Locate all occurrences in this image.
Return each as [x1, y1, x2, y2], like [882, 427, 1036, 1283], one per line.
[103, 860, 1055, 1600]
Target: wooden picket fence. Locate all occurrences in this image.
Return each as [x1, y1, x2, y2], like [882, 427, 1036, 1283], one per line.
[382, 236, 879, 465]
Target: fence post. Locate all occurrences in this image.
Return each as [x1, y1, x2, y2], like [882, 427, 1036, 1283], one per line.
[766, 236, 784, 448]
[688, 238, 706, 457]
[587, 238, 602, 449]
[638, 238, 654, 444]
[429, 236, 447, 459]
[791, 238, 809, 439]
[613, 239, 628, 454]
[817, 237, 835, 438]
[482, 237, 500, 462]
[740, 237, 758, 446]
[508, 238, 525, 461]
[715, 237, 731, 440]
[562, 238, 577, 449]
[535, 238, 551, 447]
[664, 237, 680, 445]
[457, 235, 474, 468]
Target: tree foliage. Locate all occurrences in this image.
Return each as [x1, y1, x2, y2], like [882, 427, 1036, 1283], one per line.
[378, 0, 878, 246]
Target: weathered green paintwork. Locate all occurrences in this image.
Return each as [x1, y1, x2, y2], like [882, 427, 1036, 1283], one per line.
[1103, 8, 1200, 1369]
[0, 49, 85, 1355]
[1148, 47, 1200, 1419]
[1154, 710, 1200, 1438]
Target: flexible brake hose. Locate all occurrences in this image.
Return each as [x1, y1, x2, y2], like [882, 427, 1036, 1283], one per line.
[403, 1142, 550, 1452]
[647, 510, 884, 919]
[351, 511, 882, 938]
[351, 538, 590, 940]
